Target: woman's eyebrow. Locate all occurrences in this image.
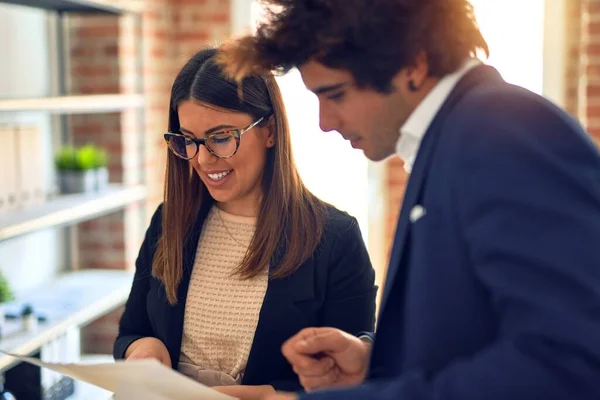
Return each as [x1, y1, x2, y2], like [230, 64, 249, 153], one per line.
[180, 124, 236, 137]
[204, 125, 235, 135]
[205, 124, 236, 135]
[180, 127, 195, 136]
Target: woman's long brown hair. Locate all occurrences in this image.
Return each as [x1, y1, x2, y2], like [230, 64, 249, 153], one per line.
[153, 48, 327, 305]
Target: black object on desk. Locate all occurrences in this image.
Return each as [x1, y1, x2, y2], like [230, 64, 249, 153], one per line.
[0, 374, 16, 400]
[3, 351, 74, 400]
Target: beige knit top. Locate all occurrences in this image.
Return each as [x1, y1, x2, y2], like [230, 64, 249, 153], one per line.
[178, 206, 268, 387]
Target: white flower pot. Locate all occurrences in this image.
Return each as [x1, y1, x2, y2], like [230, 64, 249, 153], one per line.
[58, 170, 96, 194]
[95, 167, 109, 191]
[22, 314, 37, 331]
[0, 308, 5, 337]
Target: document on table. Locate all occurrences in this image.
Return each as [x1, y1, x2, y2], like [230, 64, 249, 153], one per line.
[0, 351, 234, 399]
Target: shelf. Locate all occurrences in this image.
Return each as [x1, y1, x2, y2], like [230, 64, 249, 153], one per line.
[0, 269, 134, 371]
[0, 94, 145, 114]
[0, 0, 142, 14]
[0, 184, 147, 242]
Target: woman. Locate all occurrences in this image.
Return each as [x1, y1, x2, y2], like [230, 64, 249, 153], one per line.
[113, 47, 376, 400]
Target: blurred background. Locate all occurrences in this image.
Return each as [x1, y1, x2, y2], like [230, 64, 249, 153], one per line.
[0, 0, 595, 398]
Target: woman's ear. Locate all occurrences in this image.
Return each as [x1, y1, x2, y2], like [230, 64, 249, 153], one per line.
[265, 116, 276, 148]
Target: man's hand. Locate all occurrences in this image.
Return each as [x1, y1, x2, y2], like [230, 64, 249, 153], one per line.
[124, 337, 172, 368]
[281, 327, 371, 392]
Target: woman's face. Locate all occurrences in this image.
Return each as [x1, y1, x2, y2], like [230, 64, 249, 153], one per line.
[177, 101, 274, 216]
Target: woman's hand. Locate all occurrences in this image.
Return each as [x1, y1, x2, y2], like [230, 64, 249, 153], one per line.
[262, 393, 297, 400]
[124, 337, 172, 368]
[213, 385, 276, 400]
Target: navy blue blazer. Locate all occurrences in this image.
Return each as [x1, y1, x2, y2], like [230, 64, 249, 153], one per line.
[303, 65, 600, 399]
[113, 202, 377, 392]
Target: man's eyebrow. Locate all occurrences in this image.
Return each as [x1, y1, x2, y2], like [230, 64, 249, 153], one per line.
[311, 82, 349, 95]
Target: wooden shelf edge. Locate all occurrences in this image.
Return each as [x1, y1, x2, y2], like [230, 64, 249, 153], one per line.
[0, 94, 145, 114]
[86, 0, 143, 14]
[0, 185, 147, 242]
[0, 0, 142, 15]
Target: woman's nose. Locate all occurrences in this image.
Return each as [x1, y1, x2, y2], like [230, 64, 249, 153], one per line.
[196, 142, 217, 164]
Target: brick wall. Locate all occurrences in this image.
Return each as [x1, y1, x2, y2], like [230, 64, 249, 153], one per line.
[562, 0, 600, 148]
[65, 13, 143, 354]
[144, 0, 233, 215]
[142, 0, 177, 214]
[384, 157, 408, 255]
[573, 0, 600, 148]
[565, 0, 582, 117]
[64, 0, 233, 354]
[362, 156, 408, 310]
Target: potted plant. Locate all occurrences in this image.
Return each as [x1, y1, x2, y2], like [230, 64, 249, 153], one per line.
[0, 271, 14, 305]
[0, 271, 13, 337]
[92, 146, 109, 191]
[55, 145, 96, 194]
[21, 303, 37, 331]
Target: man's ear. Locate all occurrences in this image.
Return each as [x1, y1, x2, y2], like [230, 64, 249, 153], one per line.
[405, 51, 429, 91]
[390, 51, 430, 96]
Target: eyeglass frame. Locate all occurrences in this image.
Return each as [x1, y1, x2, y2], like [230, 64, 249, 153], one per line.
[163, 116, 266, 160]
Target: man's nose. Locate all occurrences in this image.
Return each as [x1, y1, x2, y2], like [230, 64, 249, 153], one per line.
[318, 101, 340, 133]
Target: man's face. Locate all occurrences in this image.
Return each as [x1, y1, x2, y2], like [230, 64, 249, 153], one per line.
[298, 59, 414, 161]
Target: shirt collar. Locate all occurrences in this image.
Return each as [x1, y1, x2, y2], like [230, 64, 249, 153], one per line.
[396, 58, 481, 172]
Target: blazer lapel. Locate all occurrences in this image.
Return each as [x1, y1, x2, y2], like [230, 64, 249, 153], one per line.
[379, 65, 504, 314]
[378, 122, 438, 312]
[242, 235, 315, 383]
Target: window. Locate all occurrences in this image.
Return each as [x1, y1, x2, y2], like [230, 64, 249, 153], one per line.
[275, 71, 370, 239]
[470, 0, 546, 95]
[250, 2, 371, 240]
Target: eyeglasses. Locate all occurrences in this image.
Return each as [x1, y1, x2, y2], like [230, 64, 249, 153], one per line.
[164, 117, 265, 160]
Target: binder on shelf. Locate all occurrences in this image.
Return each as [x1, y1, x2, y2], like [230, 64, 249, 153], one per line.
[0, 126, 8, 214]
[16, 125, 46, 208]
[0, 126, 20, 213]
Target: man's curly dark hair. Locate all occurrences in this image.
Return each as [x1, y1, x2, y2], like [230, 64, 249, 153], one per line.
[218, 0, 489, 93]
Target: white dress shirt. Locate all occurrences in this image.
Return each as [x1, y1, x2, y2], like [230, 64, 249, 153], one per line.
[396, 59, 482, 172]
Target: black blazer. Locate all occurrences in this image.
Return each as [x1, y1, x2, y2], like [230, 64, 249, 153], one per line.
[114, 201, 377, 391]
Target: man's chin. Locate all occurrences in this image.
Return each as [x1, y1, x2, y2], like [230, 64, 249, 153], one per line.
[362, 147, 395, 162]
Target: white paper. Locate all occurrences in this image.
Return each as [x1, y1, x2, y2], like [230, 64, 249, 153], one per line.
[0, 351, 234, 400]
[114, 381, 172, 400]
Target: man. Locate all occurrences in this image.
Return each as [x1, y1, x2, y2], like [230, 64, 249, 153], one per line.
[218, 1, 600, 399]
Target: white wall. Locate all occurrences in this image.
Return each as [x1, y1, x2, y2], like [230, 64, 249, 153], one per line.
[275, 71, 371, 239]
[0, 3, 64, 295]
[542, 0, 567, 107]
[245, 1, 372, 240]
[231, 0, 253, 36]
[471, 0, 546, 95]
